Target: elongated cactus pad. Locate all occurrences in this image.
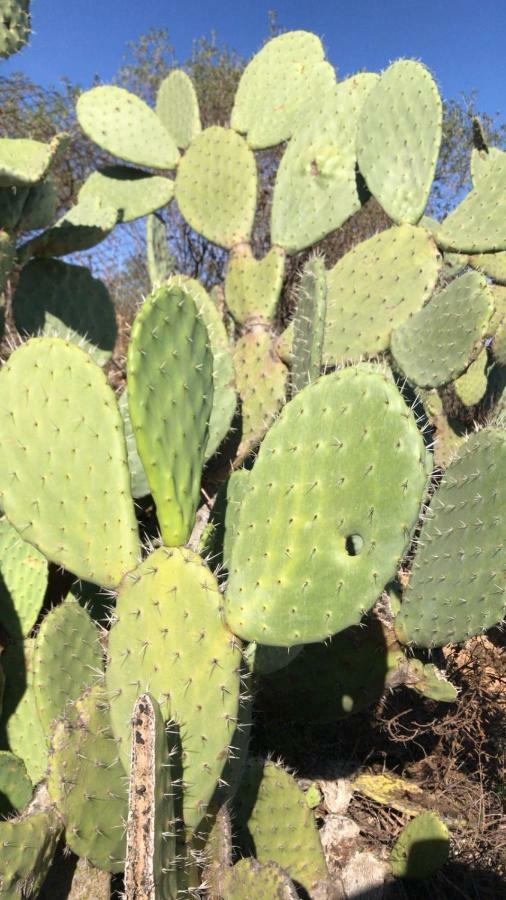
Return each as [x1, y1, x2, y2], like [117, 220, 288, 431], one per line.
[389, 812, 449, 879]
[0, 228, 14, 292]
[0, 338, 140, 588]
[48, 685, 127, 872]
[127, 281, 213, 546]
[106, 547, 242, 833]
[225, 244, 285, 325]
[175, 126, 257, 249]
[156, 69, 201, 149]
[13, 257, 117, 364]
[357, 60, 442, 223]
[395, 427, 505, 647]
[231, 30, 335, 149]
[0, 133, 68, 187]
[119, 389, 151, 500]
[0, 516, 47, 639]
[76, 86, 179, 169]
[226, 367, 429, 646]
[124, 694, 178, 896]
[0, 640, 47, 784]
[291, 254, 327, 393]
[271, 73, 378, 253]
[78, 166, 174, 223]
[323, 224, 441, 365]
[234, 758, 328, 895]
[435, 153, 506, 252]
[391, 271, 493, 388]
[170, 275, 236, 460]
[233, 330, 288, 458]
[146, 213, 175, 289]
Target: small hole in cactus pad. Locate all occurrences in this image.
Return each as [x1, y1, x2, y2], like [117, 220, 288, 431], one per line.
[345, 534, 363, 556]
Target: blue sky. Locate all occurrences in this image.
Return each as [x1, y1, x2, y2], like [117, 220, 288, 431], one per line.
[3, 0, 506, 119]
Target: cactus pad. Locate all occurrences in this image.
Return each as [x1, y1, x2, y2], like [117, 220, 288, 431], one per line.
[76, 85, 179, 168]
[402, 659, 458, 703]
[0, 751, 32, 816]
[0, 0, 30, 58]
[223, 859, 298, 899]
[323, 225, 441, 365]
[435, 154, 506, 252]
[231, 31, 335, 149]
[127, 281, 213, 546]
[233, 330, 288, 458]
[226, 367, 429, 646]
[469, 250, 506, 284]
[20, 195, 117, 259]
[225, 245, 285, 325]
[291, 254, 327, 393]
[32, 601, 103, 733]
[389, 812, 449, 879]
[175, 126, 257, 249]
[0, 133, 68, 187]
[119, 389, 150, 500]
[156, 70, 201, 149]
[0, 338, 140, 588]
[454, 349, 488, 407]
[271, 73, 378, 254]
[0, 229, 14, 292]
[78, 165, 174, 223]
[395, 427, 505, 647]
[0, 516, 47, 639]
[48, 684, 127, 872]
[146, 213, 175, 289]
[0, 788, 62, 896]
[357, 60, 442, 223]
[391, 271, 493, 388]
[234, 758, 328, 895]
[106, 547, 242, 833]
[12, 257, 117, 364]
[0, 640, 47, 784]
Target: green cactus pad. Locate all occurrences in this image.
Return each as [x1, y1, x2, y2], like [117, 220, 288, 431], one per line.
[0, 641, 47, 784]
[435, 154, 506, 252]
[402, 659, 458, 703]
[0, 229, 14, 292]
[395, 427, 505, 647]
[291, 255, 327, 394]
[258, 617, 390, 721]
[0, 338, 140, 588]
[18, 177, 58, 231]
[156, 70, 201, 149]
[233, 330, 288, 458]
[323, 224, 441, 365]
[0, 133, 68, 188]
[0, 0, 30, 58]
[225, 244, 285, 325]
[0, 788, 62, 897]
[231, 31, 335, 150]
[469, 250, 506, 284]
[0, 751, 32, 816]
[454, 349, 488, 407]
[244, 642, 302, 677]
[19, 195, 117, 261]
[48, 684, 127, 872]
[118, 389, 150, 500]
[357, 61, 442, 223]
[489, 285, 506, 366]
[0, 516, 47, 639]
[271, 73, 378, 254]
[32, 601, 103, 734]
[223, 859, 298, 899]
[0, 184, 29, 229]
[78, 166, 174, 223]
[106, 547, 242, 833]
[234, 759, 328, 895]
[170, 275, 236, 460]
[389, 812, 449, 879]
[391, 271, 493, 388]
[127, 281, 213, 546]
[175, 126, 257, 249]
[12, 257, 117, 364]
[124, 694, 178, 897]
[76, 85, 179, 169]
[470, 145, 506, 187]
[146, 213, 175, 289]
[226, 367, 429, 646]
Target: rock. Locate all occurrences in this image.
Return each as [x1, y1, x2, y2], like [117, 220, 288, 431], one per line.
[320, 815, 360, 875]
[320, 778, 353, 815]
[341, 851, 388, 899]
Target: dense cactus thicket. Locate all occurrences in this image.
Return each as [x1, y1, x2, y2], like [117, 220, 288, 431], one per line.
[0, 17, 504, 899]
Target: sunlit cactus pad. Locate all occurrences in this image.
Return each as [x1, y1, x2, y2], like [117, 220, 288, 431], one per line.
[0, 515, 47, 639]
[226, 367, 429, 646]
[395, 427, 505, 647]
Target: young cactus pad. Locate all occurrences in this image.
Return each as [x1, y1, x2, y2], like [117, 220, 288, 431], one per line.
[226, 367, 429, 646]
[389, 812, 450, 879]
[0, 338, 140, 588]
[127, 281, 214, 546]
[106, 547, 242, 833]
